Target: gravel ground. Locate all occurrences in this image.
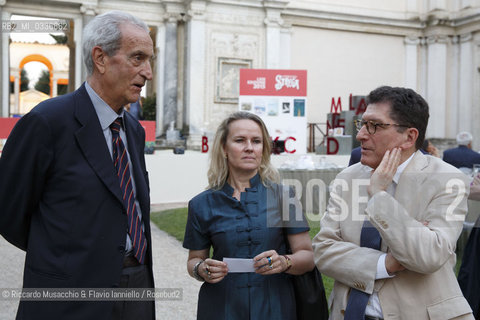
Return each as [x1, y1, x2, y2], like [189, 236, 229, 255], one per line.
[0, 222, 201, 320]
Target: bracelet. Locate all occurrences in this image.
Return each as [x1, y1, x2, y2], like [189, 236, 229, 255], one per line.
[193, 260, 205, 281]
[283, 255, 292, 272]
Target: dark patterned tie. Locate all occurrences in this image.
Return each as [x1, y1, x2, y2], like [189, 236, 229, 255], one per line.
[344, 219, 382, 320]
[110, 117, 147, 264]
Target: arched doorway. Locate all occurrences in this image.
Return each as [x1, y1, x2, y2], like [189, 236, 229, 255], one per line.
[19, 54, 54, 96]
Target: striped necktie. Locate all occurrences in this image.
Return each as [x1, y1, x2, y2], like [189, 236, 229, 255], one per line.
[344, 219, 382, 320]
[110, 117, 147, 264]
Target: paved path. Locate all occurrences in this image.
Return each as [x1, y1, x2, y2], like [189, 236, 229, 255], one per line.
[0, 223, 201, 320]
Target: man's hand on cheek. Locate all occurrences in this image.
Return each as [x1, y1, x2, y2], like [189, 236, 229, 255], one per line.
[368, 147, 402, 197]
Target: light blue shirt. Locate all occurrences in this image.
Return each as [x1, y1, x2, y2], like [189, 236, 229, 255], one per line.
[85, 81, 144, 255]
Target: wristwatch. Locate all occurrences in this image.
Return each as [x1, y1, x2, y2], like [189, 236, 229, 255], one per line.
[283, 255, 292, 271]
[193, 260, 205, 281]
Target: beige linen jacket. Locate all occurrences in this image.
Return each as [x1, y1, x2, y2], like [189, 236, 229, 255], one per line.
[313, 151, 474, 320]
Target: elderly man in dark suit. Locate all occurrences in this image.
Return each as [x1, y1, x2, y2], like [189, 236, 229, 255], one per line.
[443, 131, 480, 172]
[0, 11, 155, 320]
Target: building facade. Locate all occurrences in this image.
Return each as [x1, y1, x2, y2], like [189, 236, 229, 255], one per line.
[2, 0, 480, 149]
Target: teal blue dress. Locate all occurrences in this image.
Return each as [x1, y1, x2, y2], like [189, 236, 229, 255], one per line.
[183, 174, 309, 320]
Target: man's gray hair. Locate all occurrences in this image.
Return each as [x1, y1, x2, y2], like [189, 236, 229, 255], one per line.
[456, 131, 473, 146]
[82, 11, 149, 76]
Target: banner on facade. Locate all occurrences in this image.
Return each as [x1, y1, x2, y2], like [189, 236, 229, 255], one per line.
[238, 69, 307, 154]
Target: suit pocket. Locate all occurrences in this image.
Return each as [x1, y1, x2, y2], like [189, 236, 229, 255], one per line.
[427, 296, 472, 319]
[24, 265, 70, 287]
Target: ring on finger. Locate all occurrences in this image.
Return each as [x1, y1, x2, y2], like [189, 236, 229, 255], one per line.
[267, 256, 272, 266]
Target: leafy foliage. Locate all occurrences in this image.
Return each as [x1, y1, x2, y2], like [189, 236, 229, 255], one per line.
[142, 94, 156, 121]
[49, 34, 68, 44]
[34, 70, 50, 95]
[20, 68, 29, 92]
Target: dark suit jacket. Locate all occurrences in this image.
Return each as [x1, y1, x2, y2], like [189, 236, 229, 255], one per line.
[443, 145, 480, 169]
[0, 83, 154, 320]
[348, 146, 361, 166]
[458, 219, 480, 319]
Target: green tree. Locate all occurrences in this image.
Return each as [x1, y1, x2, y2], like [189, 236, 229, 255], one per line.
[20, 68, 30, 92]
[57, 84, 68, 96]
[35, 70, 50, 95]
[142, 94, 156, 121]
[49, 34, 68, 44]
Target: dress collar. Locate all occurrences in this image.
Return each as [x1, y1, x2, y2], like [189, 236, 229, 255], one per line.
[221, 173, 261, 196]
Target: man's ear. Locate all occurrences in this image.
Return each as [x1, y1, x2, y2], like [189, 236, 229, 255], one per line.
[91, 46, 107, 74]
[400, 127, 419, 150]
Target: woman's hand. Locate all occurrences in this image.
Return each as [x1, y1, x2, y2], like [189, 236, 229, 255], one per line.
[253, 250, 289, 275]
[201, 258, 229, 283]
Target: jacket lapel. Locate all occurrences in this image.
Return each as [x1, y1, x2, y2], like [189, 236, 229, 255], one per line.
[394, 150, 428, 216]
[73, 84, 124, 206]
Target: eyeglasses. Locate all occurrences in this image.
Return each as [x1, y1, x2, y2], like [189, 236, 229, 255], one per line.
[354, 119, 409, 135]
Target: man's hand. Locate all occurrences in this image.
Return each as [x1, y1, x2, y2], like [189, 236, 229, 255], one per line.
[385, 252, 406, 275]
[368, 148, 402, 197]
[469, 174, 480, 201]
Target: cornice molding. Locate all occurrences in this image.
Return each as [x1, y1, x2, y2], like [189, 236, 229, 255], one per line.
[426, 35, 449, 44]
[460, 32, 473, 42]
[404, 36, 421, 45]
[80, 4, 98, 16]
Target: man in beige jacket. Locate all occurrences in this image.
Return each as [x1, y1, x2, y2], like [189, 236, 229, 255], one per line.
[313, 86, 473, 320]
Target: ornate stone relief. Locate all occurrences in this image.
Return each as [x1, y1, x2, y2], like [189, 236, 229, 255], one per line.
[206, 28, 262, 130]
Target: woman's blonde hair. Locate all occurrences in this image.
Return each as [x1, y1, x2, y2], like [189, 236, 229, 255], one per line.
[207, 111, 279, 189]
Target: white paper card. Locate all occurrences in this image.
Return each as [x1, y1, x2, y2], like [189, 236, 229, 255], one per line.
[223, 257, 256, 273]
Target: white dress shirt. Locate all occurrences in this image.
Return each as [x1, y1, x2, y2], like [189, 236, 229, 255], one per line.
[365, 152, 415, 318]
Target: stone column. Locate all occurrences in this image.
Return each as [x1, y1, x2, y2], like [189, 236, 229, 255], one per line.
[263, 1, 289, 69]
[447, 35, 459, 138]
[52, 77, 58, 97]
[73, 16, 83, 88]
[428, 0, 447, 11]
[80, 5, 97, 82]
[406, 0, 418, 12]
[185, 1, 207, 149]
[1, 2, 9, 117]
[279, 24, 292, 68]
[14, 75, 19, 115]
[426, 35, 448, 138]
[155, 22, 166, 137]
[66, 17, 76, 93]
[418, 37, 428, 100]
[458, 33, 473, 134]
[163, 14, 179, 131]
[404, 36, 419, 90]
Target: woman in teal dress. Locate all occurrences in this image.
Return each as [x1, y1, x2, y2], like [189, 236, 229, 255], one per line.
[183, 111, 314, 319]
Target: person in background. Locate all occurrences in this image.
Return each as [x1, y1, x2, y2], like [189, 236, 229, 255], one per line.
[421, 139, 440, 157]
[313, 86, 473, 319]
[183, 111, 317, 320]
[127, 98, 144, 121]
[0, 11, 155, 320]
[458, 173, 480, 318]
[443, 131, 480, 171]
[348, 146, 361, 166]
